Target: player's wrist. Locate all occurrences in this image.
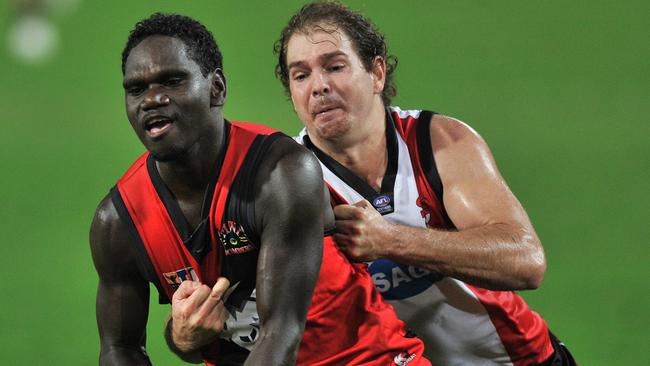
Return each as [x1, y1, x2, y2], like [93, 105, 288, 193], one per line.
[378, 222, 401, 258]
[167, 316, 222, 362]
[165, 317, 200, 356]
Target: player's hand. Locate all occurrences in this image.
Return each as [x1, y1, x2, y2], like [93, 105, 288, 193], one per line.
[170, 277, 231, 353]
[333, 199, 393, 261]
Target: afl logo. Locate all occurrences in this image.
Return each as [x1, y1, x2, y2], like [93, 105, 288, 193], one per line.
[368, 259, 443, 300]
[372, 195, 394, 214]
[373, 195, 391, 207]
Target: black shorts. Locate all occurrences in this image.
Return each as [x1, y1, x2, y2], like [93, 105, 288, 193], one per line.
[540, 331, 577, 366]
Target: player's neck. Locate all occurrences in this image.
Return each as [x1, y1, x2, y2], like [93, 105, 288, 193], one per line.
[156, 120, 225, 198]
[317, 110, 388, 192]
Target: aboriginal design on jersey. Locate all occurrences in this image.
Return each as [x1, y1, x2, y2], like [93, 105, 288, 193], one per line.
[219, 221, 255, 255]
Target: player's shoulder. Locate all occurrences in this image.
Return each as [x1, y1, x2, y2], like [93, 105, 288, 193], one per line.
[90, 191, 147, 279]
[251, 135, 325, 228]
[253, 136, 323, 201]
[91, 192, 121, 234]
[429, 113, 480, 141]
[424, 113, 500, 181]
[230, 120, 319, 172]
[89, 191, 134, 257]
[421, 113, 489, 153]
[389, 106, 481, 142]
[389, 106, 483, 149]
[260, 135, 321, 177]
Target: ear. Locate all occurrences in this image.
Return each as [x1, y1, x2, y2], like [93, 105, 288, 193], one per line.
[370, 56, 386, 95]
[210, 69, 227, 107]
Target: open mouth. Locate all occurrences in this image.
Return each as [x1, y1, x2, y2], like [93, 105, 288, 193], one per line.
[144, 117, 173, 138]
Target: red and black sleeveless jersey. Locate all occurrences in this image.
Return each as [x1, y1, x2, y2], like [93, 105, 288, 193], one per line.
[112, 120, 431, 366]
[112, 121, 282, 365]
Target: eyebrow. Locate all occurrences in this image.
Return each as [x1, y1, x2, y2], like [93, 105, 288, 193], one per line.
[123, 69, 189, 89]
[287, 50, 348, 71]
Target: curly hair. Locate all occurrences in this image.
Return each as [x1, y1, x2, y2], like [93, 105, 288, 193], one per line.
[274, 1, 398, 106]
[121, 13, 222, 76]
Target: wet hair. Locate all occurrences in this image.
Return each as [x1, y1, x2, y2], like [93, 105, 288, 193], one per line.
[121, 13, 222, 76]
[274, 0, 398, 105]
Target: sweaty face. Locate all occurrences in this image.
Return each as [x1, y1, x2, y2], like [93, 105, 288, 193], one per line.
[123, 35, 215, 161]
[286, 27, 385, 143]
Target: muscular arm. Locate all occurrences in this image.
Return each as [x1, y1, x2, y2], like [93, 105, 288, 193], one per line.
[90, 195, 152, 365]
[245, 139, 324, 366]
[336, 115, 545, 290]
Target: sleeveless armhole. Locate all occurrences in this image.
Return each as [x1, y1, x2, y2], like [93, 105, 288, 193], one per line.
[225, 131, 289, 246]
[110, 186, 169, 304]
[415, 111, 443, 202]
[217, 131, 288, 309]
[415, 111, 453, 225]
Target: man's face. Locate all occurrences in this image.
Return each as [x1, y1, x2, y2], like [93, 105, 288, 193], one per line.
[286, 26, 385, 142]
[123, 35, 218, 161]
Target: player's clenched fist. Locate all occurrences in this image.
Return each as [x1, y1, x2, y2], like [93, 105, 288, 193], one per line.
[334, 200, 393, 261]
[169, 277, 231, 354]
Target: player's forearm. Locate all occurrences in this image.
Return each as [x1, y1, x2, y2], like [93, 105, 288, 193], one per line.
[99, 345, 152, 366]
[382, 222, 546, 290]
[243, 323, 303, 366]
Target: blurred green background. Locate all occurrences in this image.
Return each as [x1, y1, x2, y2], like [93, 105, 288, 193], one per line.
[0, 0, 647, 364]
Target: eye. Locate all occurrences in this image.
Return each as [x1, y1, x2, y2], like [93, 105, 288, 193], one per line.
[126, 85, 145, 96]
[163, 77, 183, 87]
[328, 63, 345, 72]
[292, 73, 308, 82]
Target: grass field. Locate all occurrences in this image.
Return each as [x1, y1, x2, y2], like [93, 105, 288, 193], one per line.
[0, 1, 647, 364]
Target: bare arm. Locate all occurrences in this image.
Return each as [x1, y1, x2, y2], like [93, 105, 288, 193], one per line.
[335, 114, 545, 290]
[90, 195, 152, 365]
[244, 139, 324, 366]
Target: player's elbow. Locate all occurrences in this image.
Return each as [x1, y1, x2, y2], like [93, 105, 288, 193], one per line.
[253, 319, 304, 365]
[520, 237, 546, 290]
[523, 261, 545, 290]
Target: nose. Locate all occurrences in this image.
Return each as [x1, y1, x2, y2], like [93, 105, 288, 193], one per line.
[311, 72, 330, 98]
[141, 87, 171, 111]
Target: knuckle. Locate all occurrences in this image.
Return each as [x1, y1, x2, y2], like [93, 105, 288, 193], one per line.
[350, 225, 362, 235]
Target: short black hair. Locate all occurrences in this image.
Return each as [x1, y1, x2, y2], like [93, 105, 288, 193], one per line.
[274, 1, 398, 105]
[122, 13, 222, 76]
